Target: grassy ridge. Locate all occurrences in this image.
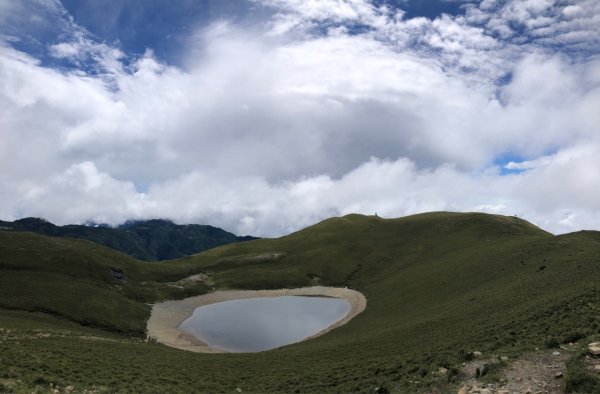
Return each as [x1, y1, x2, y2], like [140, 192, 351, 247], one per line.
[2, 212, 600, 392]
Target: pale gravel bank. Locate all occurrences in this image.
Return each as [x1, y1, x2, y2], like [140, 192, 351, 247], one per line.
[146, 286, 367, 353]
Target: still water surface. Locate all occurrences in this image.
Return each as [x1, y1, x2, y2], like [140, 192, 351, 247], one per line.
[179, 296, 351, 352]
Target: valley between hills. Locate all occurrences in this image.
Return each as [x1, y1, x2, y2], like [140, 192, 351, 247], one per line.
[2, 212, 600, 393]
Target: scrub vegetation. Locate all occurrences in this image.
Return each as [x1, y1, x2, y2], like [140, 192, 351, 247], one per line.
[2, 212, 600, 392]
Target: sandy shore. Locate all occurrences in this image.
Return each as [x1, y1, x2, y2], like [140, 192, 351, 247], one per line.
[146, 286, 367, 353]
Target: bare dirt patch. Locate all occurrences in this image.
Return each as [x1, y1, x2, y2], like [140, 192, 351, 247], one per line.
[455, 346, 574, 394]
[146, 286, 367, 353]
[165, 272, 215, 290]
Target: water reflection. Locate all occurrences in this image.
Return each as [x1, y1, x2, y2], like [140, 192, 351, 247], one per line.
[179, 296, 351, 352]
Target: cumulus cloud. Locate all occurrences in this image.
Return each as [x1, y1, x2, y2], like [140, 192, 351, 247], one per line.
[0, 0, 599, 236]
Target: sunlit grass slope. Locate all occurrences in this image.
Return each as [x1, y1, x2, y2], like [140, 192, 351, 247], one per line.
[2, 212, 600, 393]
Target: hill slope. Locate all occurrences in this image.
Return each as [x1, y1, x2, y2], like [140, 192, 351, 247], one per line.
[0, 217, 257, 261]
[2, 212, 600, 393]
[0, 231, 211, 335]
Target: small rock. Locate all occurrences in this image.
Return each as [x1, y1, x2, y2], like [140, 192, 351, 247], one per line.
[497, 390, 510, 394]
[65, 386, 75, 393]
[500, 356, 509, 361]
[589, 342, 600, 356]
[552, 351, 561, 356]
[473, 351, 483, 358]
[525, 388, 532, 394]
[236, 388, 242, 393]
[593, 364, 600, 371]
[457, 386, 469, 394]
[480, 389, 491, 394]
[555, 372, 563, 378]
[439, 367, 448, 374]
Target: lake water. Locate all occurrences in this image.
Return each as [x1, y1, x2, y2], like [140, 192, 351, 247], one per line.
[179, 296, 351, 352]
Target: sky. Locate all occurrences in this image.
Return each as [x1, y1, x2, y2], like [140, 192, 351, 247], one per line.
[0, 0, 599, 237]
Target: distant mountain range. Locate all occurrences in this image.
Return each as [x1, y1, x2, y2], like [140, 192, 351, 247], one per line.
[0, 217, 257, 261]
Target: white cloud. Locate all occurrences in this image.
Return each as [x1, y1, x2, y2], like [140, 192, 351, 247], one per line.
[258, 0, 387, 35]
[562, 5, 583, 18]
[48, 39, 125, 74]
[464, 0, 600, 53]
[0, 0, 599, 237]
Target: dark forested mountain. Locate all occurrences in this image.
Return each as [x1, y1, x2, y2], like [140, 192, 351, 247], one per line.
[0, 217, 256, 261]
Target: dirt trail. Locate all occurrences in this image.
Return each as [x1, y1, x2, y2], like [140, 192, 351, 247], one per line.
[146, 286, 367, 353]
[455, 346, 574, 394]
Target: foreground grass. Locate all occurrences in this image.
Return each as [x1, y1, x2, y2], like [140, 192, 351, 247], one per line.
[2, 212, 600, 392]
[564, 346, 600, 393]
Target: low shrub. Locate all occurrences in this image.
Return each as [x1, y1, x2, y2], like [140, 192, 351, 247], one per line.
[564, 370, 600, 393]
[562, 331, 585, 344]
[564, 348, 600, 393]
[545, 338, 560, 348]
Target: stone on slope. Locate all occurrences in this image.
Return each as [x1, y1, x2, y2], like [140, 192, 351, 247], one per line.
[588, 342, 600, 356]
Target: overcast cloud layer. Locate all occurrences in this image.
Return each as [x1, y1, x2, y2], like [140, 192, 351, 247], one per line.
[1, 0, 599, 236]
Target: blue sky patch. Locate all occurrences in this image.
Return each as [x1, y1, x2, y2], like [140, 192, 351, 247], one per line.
[374, 0, 473, 19]
[494, 152, 526, 176]
[59, 0, 263, 65]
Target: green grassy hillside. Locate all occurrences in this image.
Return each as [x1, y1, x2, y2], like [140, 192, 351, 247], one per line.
[0, 231, 210, 335]
[2, 212, 600, 393]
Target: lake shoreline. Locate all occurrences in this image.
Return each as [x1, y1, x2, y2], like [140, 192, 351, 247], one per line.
[146, 286, 367, 353]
